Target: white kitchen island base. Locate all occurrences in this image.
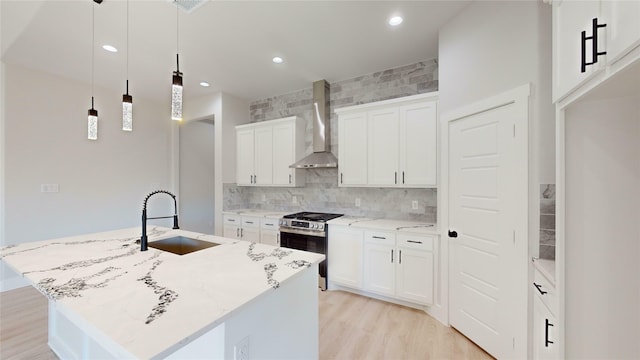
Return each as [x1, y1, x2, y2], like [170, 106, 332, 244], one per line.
[48, 263, 319, 359]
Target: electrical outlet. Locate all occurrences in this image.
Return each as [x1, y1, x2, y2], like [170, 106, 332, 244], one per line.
[234, 336, 250, 360]
[40, 184, 59, 193]
[292, 195, 298, 205]
[355, 198, 361, 207]
[411, 200, 419, 210]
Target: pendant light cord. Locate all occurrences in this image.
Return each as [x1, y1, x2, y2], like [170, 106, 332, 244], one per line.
[91, 2, 95, 102]
[176, 0, 180, 72]
[126, 0, 129, 84]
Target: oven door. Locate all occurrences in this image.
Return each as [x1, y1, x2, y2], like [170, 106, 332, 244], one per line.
[279, 227, 327, 290]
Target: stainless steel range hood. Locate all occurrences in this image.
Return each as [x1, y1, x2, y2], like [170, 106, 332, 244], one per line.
[290, 80, 338, 169]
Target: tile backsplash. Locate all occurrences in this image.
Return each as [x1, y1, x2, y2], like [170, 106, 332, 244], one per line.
[224, 59, 439, 222]
[539, 184, 556, 260]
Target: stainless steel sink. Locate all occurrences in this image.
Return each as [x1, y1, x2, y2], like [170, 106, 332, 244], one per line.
[148, 236, 220, 255]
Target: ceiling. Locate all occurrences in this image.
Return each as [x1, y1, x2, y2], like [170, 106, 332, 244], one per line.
[1, 0, 470, 103]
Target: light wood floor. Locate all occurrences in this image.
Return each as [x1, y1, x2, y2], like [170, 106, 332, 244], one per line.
[1, 286, 492, 359]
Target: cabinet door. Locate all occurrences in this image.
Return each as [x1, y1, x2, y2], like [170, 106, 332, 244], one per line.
[241, 227, 260, 243]
[253, 126, 273, 185]
[236, 129, 255, 186]
[260, 230, 280, 246]
[399, 101, 437, 187]
[338, 112, 368, 186]
[396, 248, 433, 305]
[533, 295, 558, 360]
[272, 121, 295, 186]
[553, 1, 603, 101]
[604, 0, 640, 64]
[367, 108, 399, 186]
[328, 226, 364, 289]
[363, 242, 395, 297]
[223, 225, 240, 239]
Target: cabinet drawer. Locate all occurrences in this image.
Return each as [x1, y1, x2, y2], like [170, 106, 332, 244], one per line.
[223, 214, 241, 225]
[260, 218, 279, 230]
[364, 231, 396, 246]
[533, 268, 557, 314]
[397, 233, 433, 251]
[241, 216, 260, 228]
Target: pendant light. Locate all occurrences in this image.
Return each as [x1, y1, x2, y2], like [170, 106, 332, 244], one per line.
[171, 1, 183, 121]
[88, 1, 98, 140]
[122, 0, 133, 131]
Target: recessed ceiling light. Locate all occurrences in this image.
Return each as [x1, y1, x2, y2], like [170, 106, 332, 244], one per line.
[102, 45, 118, 53]
[199, 81, 210, 87]
[389, 16, 403, 26]
[272, 56, 284, 64]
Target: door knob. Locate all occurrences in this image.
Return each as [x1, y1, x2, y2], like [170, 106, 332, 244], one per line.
[448, 230, 458, 238]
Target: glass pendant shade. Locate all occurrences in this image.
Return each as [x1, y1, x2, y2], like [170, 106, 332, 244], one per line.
[171, 72, 183, 121]
[88, 106, 98, 140]
[122, 93, 133, 131]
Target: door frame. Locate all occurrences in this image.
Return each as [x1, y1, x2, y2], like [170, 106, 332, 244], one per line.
[439, 84, 530, 358]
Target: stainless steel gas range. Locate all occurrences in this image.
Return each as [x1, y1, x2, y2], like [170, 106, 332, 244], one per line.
[279, 212, 343, 290]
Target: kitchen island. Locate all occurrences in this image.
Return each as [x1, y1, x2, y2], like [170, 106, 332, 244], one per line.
[0, 227, 324, 359]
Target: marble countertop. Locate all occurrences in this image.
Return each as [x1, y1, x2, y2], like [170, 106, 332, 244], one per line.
[223, 209, 291, 219]
[0, 227, 324, 359]
[533, 258, 556, 287]
[327, 217, 439, 235]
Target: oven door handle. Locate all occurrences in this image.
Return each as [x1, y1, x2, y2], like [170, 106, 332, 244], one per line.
[279, 227, 325, 237]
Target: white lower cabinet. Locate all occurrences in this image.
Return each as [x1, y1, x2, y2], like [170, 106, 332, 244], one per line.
[222, 214, 260, 242]
[363, 231, 434, 306]
[327, 225, 364, 289]
[532, 267, 558, 359]
[260, 218, 280, 246]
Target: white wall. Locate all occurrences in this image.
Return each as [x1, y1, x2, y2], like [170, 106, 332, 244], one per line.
[1, 64, 174, 289]
[181, 91, 248, 236]
[179, 119, 215, 234]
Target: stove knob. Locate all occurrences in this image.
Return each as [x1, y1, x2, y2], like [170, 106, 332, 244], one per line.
[311, 223, 317, 229]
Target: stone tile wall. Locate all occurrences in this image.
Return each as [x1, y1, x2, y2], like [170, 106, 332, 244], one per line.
[540, 184, 556, 260]
[225, 59, 439, 222]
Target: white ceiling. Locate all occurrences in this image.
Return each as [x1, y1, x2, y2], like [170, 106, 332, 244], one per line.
[1, 0, 470, 103]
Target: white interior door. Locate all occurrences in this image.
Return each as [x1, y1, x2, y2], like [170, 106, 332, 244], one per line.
[447, 86, 529, 359]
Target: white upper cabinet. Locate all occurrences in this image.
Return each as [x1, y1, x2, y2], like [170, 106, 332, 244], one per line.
[272, 119, 305, 186]
[236, 128, 256, 186]
[336, 92, 438, 188]
[235, 116, 305, 187]
[338, 112, 368, 186]
[253, 126, 273, 185]
[552, 0, 603, 102]
[399, 101, 438, 186]
[553, 0, 640, 103]
[603, 1, 640, 64]
[367, 108, 400, 186]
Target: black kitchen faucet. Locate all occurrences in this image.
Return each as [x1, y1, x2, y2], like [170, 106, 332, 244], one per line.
[139, 190, 179, 251]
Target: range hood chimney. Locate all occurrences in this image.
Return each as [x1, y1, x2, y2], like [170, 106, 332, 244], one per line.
[290, 80, 338, 169]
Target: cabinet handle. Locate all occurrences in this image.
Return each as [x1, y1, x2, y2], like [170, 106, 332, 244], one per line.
[402, 171, 405, 184]
[236, 228, 239, 237]
[265, 223, 273, 226]
[545, 319, 554, 347]
[448, 230, 458, 238]
[399, 250, 402, 264]
[533, 282, 548, 295]
[240, 228, 244, 237]
[245, 221, 254, 224]
[228, 219, 236, 222]
[372, 236, 386, 240]
[394, 171, 397, 184]
[277, 233, 280, 245]
[289, 174, 292, 184]
[391, 249, 394, 263]
[407, 240, 423, 244]
[340, 173, 343, 184]
[254, 175, 257, 184]
[581, 18, 607, 73]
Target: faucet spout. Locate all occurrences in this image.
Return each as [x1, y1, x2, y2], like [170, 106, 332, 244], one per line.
[140, 190, 179, 251]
